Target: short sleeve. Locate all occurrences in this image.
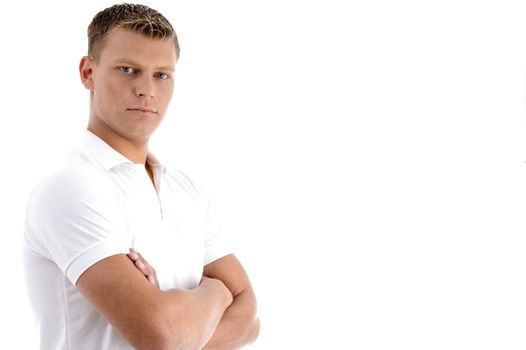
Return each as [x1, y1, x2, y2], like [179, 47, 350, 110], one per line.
[25, 167, 130, 285]
[201, 187, 232, 266]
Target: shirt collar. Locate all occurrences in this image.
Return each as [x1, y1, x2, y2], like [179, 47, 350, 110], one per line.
[80, 130, 165, 173]
[146, 151, 166, 175]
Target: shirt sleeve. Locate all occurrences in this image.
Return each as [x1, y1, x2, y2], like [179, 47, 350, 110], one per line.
[201, 186, 232, 266]
[25, 167, 131, 285]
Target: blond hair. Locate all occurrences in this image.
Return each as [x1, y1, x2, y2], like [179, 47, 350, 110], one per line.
[87, 3, 180, 61]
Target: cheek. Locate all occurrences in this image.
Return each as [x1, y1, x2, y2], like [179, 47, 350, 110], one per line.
[98, 81, 126, 108]
[103, 80, 122, 99]
[158, 86, 174, 109]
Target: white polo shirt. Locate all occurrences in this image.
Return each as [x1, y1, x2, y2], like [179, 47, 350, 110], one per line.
[23, 130, 231, 349]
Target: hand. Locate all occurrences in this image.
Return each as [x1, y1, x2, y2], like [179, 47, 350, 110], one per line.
[128, 248, 159, 289]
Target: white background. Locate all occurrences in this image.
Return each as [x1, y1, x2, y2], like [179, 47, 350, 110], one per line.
[1, 0, 526, 348]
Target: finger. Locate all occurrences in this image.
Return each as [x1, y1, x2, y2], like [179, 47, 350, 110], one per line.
[133, 252, 152, 274]
[149, 274, 159, 288]
[133, 251, 153, 272]
[141, 259, 154, 271]
[128, 249, 158, 287]
[135, 260, 149, 275]
[147, 275, 157, 286]
[129, 249, 151, 272]
[128, 248, 139, 261]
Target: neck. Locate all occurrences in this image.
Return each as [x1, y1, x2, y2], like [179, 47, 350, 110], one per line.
[87, 123, 149, 165]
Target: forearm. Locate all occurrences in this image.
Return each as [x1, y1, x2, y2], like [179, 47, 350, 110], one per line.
[126, 252, 257, 349]
[203, 287, 260, 350]
[159, 278, 233, 350]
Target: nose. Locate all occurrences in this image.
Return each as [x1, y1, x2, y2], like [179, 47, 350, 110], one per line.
[135, 76, 155, 98]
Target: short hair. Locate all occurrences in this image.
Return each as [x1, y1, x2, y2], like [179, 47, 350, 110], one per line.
[87, 3, 180, 61]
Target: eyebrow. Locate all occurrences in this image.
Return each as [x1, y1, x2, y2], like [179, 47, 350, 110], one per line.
[113, 58, 175, 72]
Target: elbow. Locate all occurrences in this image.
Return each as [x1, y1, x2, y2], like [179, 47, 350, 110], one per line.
[247, 317, 261, 345]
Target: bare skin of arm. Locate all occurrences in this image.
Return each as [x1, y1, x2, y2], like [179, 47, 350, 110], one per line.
[201, 254, 260, 350]
[76, 253, 233, 350]
[129, 252, 260, 349]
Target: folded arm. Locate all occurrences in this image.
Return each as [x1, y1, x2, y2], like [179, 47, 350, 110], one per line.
[201, 254, 260, 350]
[76, 254, 233, 350]
[129, 252, 260, 349]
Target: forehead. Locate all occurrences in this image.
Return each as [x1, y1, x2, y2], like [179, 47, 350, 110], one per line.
[97, 27, 177, 68]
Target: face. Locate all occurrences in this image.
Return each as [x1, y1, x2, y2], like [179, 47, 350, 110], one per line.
[80, 27, 177, 145]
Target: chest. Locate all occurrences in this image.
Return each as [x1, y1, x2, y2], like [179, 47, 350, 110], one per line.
[111, 170, 206, 290]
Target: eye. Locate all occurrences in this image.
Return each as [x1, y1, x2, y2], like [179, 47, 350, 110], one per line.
[154, 72, 170, 80]
[119, 66, 136, 74]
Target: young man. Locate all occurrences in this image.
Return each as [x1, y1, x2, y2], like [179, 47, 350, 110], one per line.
[23, 4, 259, 350]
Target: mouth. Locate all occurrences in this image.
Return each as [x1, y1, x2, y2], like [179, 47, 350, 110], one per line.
[126, 106, 157, 114]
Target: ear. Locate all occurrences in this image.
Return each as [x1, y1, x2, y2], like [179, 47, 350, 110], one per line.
[79, 56, 95, 91]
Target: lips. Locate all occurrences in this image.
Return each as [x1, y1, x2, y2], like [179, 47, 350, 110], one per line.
[127, 106, 157, 113]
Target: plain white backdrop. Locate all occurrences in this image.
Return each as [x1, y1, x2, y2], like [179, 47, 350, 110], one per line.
[2, 0, 526, 348]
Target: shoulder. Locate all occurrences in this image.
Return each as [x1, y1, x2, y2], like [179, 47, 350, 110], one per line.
[25, 165, 127, 254]
[26, 165, 119, 222]
[32, 165, 114, 201]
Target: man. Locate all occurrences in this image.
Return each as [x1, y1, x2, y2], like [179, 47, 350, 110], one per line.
[23, 3, 259, 349]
